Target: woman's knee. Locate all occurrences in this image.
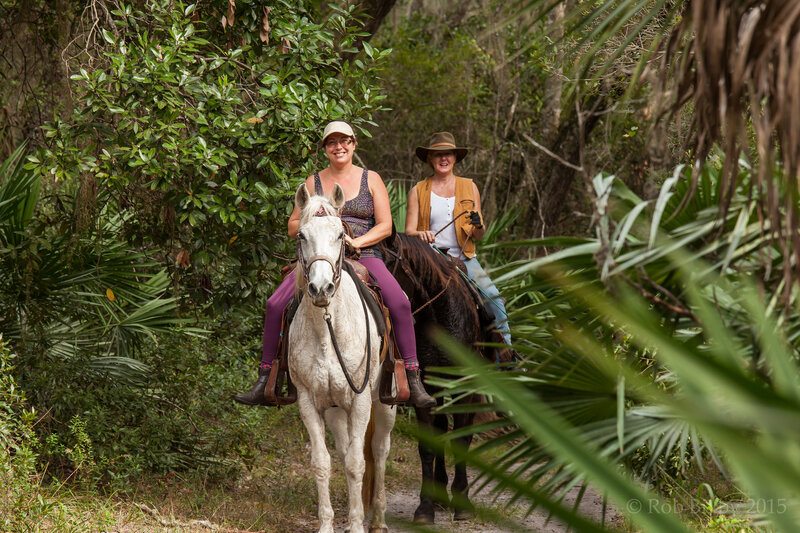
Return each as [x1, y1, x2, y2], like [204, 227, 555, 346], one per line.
[384, 291, 412, 316]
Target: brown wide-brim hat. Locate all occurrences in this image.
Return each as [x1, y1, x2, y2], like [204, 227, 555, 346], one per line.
[415, 132, 468, 163]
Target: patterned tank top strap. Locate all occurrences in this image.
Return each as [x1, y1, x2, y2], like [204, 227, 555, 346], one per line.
[313, 172, 323, 195]
[359, 167, 369, 194]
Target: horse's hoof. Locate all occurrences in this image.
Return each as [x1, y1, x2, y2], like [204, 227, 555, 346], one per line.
[453, 507, 474, 521]
[413, 506, 435, 524]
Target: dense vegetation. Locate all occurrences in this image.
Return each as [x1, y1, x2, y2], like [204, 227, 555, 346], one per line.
[2, 0, 800, 531]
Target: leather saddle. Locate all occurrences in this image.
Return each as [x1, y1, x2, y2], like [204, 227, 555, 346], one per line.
[264, 259, 410, 406]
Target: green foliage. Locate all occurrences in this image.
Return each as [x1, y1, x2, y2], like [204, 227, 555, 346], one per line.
[3, 0, 393, 482]
[0, 141, 219, 480]
[425, 156, 800, 531]
[360, 9, 547, 217]
[31, 314, 271, 482]
[36, 0, 390, 309]
[0, 335, 52, 529]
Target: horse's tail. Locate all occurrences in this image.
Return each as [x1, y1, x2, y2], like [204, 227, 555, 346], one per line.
[361, 404, 376, 510]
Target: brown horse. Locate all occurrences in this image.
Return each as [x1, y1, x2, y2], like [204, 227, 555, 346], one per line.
[381, 231, 510, 523]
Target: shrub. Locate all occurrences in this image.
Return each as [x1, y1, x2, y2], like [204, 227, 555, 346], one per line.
[0, 335, 52, 529]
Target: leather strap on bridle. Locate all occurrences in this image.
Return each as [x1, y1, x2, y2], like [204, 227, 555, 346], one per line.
[297, 220, 345, 293]
[296, 212, 371, 395]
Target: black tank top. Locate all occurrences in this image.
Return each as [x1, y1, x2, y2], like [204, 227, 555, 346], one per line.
[314, 168, 381, 258]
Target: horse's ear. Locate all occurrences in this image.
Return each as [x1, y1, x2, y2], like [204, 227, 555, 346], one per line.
[296, 183, 310, 209]
[330, 184, 345, 210]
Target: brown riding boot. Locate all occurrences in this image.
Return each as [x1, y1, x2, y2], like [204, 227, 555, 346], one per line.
[406, 368, 436, 408]
[234, 367, 271, 406]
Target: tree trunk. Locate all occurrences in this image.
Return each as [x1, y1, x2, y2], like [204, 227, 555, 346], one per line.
[541, 2, 565, 142]
[531, 91, 607, 237]
[341, 0, 399, 60]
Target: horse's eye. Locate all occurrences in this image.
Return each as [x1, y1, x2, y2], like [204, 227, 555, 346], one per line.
[298, 232, 306, 241]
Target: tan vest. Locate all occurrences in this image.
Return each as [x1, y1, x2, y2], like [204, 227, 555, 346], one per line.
[413, 176, 481, 259]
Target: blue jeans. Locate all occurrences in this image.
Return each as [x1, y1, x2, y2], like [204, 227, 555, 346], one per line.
[463, 256, 511, 345]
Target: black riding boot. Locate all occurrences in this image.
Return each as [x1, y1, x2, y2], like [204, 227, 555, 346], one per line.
[406, 368, 436, 408]
[234, 367, 271, 406]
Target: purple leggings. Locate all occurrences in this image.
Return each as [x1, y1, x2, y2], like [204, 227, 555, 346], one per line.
[260, 257, 417, 366]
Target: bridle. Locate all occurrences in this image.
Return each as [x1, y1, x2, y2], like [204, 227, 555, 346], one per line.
[296, 210, 345, 295]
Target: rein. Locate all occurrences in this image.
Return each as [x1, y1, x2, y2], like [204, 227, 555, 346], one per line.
[383, 235, 451, 316]
[433, 209, 469, 237]
[324, 269, 372, 394]
[412, 276, 451, 316]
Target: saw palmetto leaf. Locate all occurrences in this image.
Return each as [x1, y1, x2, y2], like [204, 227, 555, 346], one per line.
[426, 157, 800, 529]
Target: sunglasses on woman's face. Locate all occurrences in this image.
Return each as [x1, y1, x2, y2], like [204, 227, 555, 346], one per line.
[325, 137, 354, 148]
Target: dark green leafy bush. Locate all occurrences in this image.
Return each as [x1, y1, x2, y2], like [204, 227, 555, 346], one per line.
[35, 0, 391, 310]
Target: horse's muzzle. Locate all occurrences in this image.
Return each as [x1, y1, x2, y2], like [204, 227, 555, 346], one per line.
[308, 280, 336, 307]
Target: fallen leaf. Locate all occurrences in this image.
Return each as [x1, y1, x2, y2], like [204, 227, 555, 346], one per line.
[280, 37, 290, 54]
[229, 235, 238, 244]
[221, 14, 227, 28]
[227, 0, 236, 27]
[246, 117, 263, 124]
[260, 6, 270, 43]
[176, 250, 191, 269]
[106, 288, 115, 302]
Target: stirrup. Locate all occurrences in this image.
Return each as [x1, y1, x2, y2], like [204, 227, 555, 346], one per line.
[379, 357, 410, 405]
[264, 359, 297, 406]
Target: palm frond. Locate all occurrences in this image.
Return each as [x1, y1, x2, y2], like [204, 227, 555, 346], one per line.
[0, 143, 40, 247]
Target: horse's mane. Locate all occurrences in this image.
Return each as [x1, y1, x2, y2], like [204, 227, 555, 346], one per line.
[385, 233, 462, 291]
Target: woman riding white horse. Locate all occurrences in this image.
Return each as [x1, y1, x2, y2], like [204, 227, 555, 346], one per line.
[235, 120, 435, 408]
[292, 183, 396, 533]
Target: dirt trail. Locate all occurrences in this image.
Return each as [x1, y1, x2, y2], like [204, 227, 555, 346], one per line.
[336, 473, 621, 532]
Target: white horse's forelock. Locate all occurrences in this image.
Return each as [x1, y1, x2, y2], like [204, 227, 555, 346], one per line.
[300, 194, 339, 225]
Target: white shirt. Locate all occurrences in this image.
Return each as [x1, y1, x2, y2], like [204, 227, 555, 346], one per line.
[429, 191, 462, 258]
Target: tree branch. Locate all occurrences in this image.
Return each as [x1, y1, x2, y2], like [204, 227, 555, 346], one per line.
[521, 132, 583, 172]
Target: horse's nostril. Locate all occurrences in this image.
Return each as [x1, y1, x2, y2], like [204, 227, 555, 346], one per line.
[308, 284, 319, 298]
[324, 282, 335, 295]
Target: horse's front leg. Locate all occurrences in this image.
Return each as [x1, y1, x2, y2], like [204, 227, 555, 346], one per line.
[367, 402, 396, 533]
[342, 395, 372, 533]
[298, 394, 335, 533]
[325, 407, 350, 465]
[433, 410, 450, 491]
[450, 410, 477, 521]
[413, 403, 439, 524]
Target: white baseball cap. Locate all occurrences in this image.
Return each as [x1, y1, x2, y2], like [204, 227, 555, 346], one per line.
[320, 121, 355, 145]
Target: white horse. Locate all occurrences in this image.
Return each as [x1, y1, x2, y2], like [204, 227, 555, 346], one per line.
[289, 183, 396, 533]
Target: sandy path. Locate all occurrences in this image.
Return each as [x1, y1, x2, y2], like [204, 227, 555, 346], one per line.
[357, 473, 620, 532]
